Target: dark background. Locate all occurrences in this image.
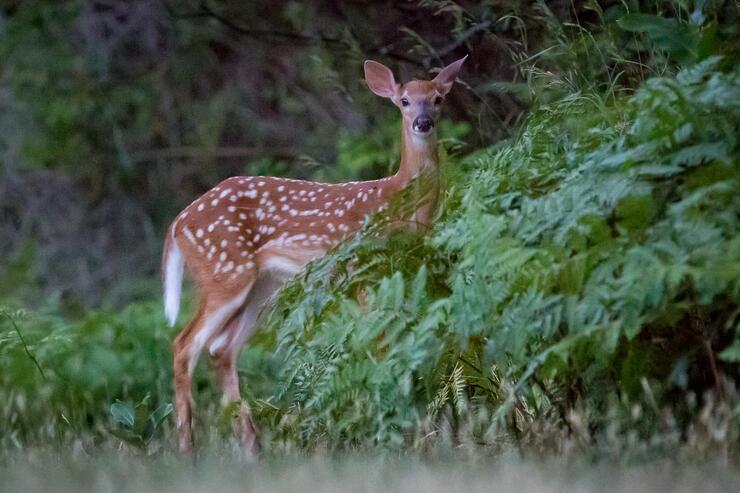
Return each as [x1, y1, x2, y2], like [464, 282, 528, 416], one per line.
[0, 0, 729, 310]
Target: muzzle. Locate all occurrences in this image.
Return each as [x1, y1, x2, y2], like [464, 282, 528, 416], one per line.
[412, 115, 434, 133]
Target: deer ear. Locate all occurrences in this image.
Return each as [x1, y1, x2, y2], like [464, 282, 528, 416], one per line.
[364, 60, 398, 99]
[432, 55, 467, 96]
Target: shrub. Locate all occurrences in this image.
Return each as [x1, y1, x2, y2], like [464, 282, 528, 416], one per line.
[254, 57, 740, 454]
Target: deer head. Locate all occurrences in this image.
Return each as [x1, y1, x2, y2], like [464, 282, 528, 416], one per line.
[364, 56, 467, 140]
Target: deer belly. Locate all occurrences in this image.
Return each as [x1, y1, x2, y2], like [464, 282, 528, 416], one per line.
[258, 247, 326, 282]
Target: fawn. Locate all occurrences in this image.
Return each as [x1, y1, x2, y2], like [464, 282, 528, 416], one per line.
[162, 55, 467, 456]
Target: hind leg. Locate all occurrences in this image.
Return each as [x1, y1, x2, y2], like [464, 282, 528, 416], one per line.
[171, 286, 250, 454]
[208, 272, 284, 458]
[172, 305, 203, 454]
[209, 307, 260, 458]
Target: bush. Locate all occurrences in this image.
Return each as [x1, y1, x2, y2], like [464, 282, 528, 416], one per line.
[254, 57, 740, 455]
[0, 302, 176, 450]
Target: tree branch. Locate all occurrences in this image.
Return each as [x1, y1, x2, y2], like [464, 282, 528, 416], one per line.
[130, 146, 300, 163]
[160, 0, 424, 66]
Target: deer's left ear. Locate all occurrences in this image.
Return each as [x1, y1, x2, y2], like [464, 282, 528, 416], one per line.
[432, 55, 468, 96]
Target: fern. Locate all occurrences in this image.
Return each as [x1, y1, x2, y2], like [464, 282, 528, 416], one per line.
[250, 58, 740, 452]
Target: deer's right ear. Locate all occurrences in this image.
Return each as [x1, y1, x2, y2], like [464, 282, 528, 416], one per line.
[364, 60, 398, 99]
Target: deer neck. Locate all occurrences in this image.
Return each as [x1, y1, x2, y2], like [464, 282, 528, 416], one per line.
[380, 123, 440, 229]
[391, 124, 439, 190]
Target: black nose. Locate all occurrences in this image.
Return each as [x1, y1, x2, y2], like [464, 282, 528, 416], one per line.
[412, 116, 434, 133]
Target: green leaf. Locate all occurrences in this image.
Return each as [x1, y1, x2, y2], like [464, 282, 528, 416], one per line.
[617, 14, 699, 63]
[617, 13, 678, 33]
[110, 401, 135, 429]
[719, 340, 740, 363]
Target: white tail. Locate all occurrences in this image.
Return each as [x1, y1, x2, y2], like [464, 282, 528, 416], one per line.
[163, 231, 184, 327]
[164, 55, 467, 456]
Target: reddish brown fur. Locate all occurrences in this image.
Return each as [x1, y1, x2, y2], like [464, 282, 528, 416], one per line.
[173, 176, 395, 288]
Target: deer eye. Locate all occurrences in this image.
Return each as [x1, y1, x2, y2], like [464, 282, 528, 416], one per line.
[434, 96, 443, 105]
[400, 98, 410, 107]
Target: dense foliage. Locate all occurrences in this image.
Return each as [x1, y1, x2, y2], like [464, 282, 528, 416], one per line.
[255, 57, 740, 454]
[3, 56, 737, 458]
[0, 0, 739, 463]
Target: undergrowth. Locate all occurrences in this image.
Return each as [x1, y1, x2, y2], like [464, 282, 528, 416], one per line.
[0, 5, 739, 463]
[254, 57, 740, 458]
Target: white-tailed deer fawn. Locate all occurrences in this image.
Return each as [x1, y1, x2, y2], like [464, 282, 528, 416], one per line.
[162, 55, 466, 456]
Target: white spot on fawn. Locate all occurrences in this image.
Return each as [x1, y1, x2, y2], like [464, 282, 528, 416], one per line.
[182, 227, 197, 245]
